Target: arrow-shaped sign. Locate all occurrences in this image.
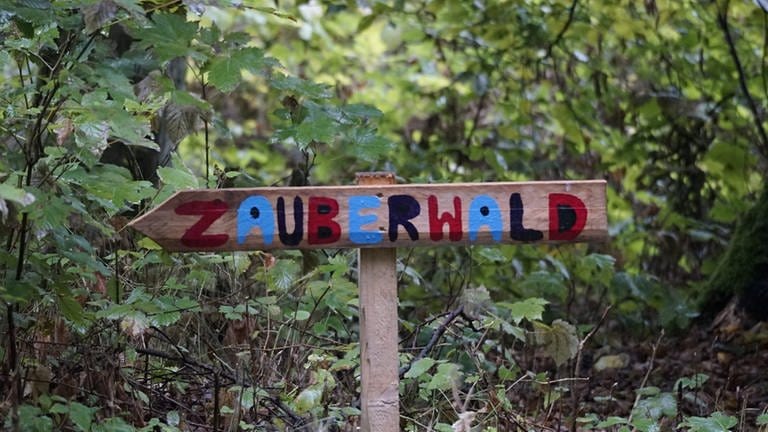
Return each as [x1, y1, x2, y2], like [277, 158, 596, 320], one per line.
[128, 180, 607, 251]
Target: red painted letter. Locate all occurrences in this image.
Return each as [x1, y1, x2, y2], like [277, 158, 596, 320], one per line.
[428, 195, 463, 241]
[549, 193, 587, 241]
[175, 199, 229, 248]
[307, 197, 341, 245]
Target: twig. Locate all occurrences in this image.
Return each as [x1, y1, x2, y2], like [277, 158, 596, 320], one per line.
[536, 377, 589, 385]
[134, 347, 305, 427]
[574, 305, 612, 377]
[399, 304, 464, 379]
[545, 0, 579, 59]
[464, 90, 488, 148]
[570, 305, 611, 432]
[213, 372, 220, 432]
[202, 81, 210, 189]
[717, 1, 768, 160]
[627, 330, 665, 424]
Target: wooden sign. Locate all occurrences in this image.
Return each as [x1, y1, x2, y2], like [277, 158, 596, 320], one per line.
[128, 180, 607, 251]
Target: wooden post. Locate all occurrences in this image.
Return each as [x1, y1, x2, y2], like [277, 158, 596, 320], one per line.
[356, 172, 399, 432]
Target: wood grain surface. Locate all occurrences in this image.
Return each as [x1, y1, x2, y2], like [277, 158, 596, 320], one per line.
[128, 180, 607, 251]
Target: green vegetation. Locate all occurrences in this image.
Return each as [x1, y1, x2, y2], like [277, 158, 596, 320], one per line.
[1, 0, 767, 430]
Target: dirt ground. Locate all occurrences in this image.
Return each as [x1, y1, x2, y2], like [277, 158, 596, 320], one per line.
[576, 316, 768, 430]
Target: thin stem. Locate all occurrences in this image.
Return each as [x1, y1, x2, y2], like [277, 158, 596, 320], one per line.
[545, 0, 579, 58]
[17, 62, 29, 109]
[464, 90, 488, 148]
[717, 2, 768, 160]
[202, 82, 210, 188]
[762, 13, 768, 101]
[6, 162, 34, 430]
[627, 330, 664, 425]
[398, 304, 464, 379]
[213, 372, 220, 431]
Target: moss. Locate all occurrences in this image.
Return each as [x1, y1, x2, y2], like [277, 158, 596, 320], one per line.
[701, 187, 768, 314]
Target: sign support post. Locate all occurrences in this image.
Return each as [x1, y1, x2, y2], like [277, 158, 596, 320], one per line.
[356, 172, 399, 432]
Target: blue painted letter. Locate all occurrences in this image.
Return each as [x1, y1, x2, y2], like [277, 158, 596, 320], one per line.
[349, 196, 383, 244]
[237, 196, 275, 245]
[468, 195, 502, 242]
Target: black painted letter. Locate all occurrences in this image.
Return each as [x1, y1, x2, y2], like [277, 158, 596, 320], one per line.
[388, 195, 421, 241]
[276, 196, 304, 246]
[510, 193, 543, 242]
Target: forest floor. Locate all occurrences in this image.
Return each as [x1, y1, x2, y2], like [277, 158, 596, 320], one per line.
[563, 312, 768, 431]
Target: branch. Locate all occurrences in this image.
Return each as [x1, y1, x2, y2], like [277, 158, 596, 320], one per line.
[626, 330, 664, 425]
[717, 3, 768, 160]
[573, 305, 612, 378]
[134, 347, 305, 427]
[545, 0, 579, 59]
[464, 90, 488, 148]
[399, 304, 464, 379]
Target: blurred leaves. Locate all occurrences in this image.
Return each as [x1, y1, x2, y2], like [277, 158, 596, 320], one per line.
[206, 48, 279, 92]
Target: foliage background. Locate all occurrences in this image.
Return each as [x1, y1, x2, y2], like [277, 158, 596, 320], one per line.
[1, 0, 767, 430]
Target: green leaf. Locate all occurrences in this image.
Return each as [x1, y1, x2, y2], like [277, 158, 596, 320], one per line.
[166, 410, 180, 427]
[426, 362, 461, 391]
[534, 319, 579, 366]
[504, 297, 548, 324]
[497, 365, 517, 381]
[633, 392, 677, 421]
[518, 271, 567, 299]
[219, 305, 243, 320]
[248, 6, 297, 21]
[58, 294, 87, 326]
[137, 237, 162, 250]
[206, 47, 278, 92]
[77, 91, 158, 150]
[0, 279, 37, 303]
[342, 104, 383, 119]
[683, 412, 738, 432]
[461, 285, 492, 315]
[17, 0, 52, 8]
[632, 417, 661, 432]
[112, 0, 146, 20]
[83, 0, 117, 33]
[756, 414, 768, 426]
[63, 164, 154, 215]
[49, 403, 69, 414]
[92, 417, 135, 432]
[636, 386, 661, 396]
[152, 310, 181, 327]
[13, 405, 53, 432]
[68, 402, 95, 431]
[269, 259, 300, 292]
[575, 253, 616, 286]
[346, 128, 394, 162]
[138, 13, 197, 62]
[404, 357, 436, 379]
[295, 106, 337, 147]
[294, 388, 322, 414]
[0, 183, 35, 206]
[675, 373, 709, 391]
[157, 166, 199, 189]
[271, 74, 332, 99]
[596, 416, 628, 428]
[357, 13, 378, 33]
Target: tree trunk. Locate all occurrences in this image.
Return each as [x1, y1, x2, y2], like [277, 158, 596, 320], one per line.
[701, 185, 768, 319]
